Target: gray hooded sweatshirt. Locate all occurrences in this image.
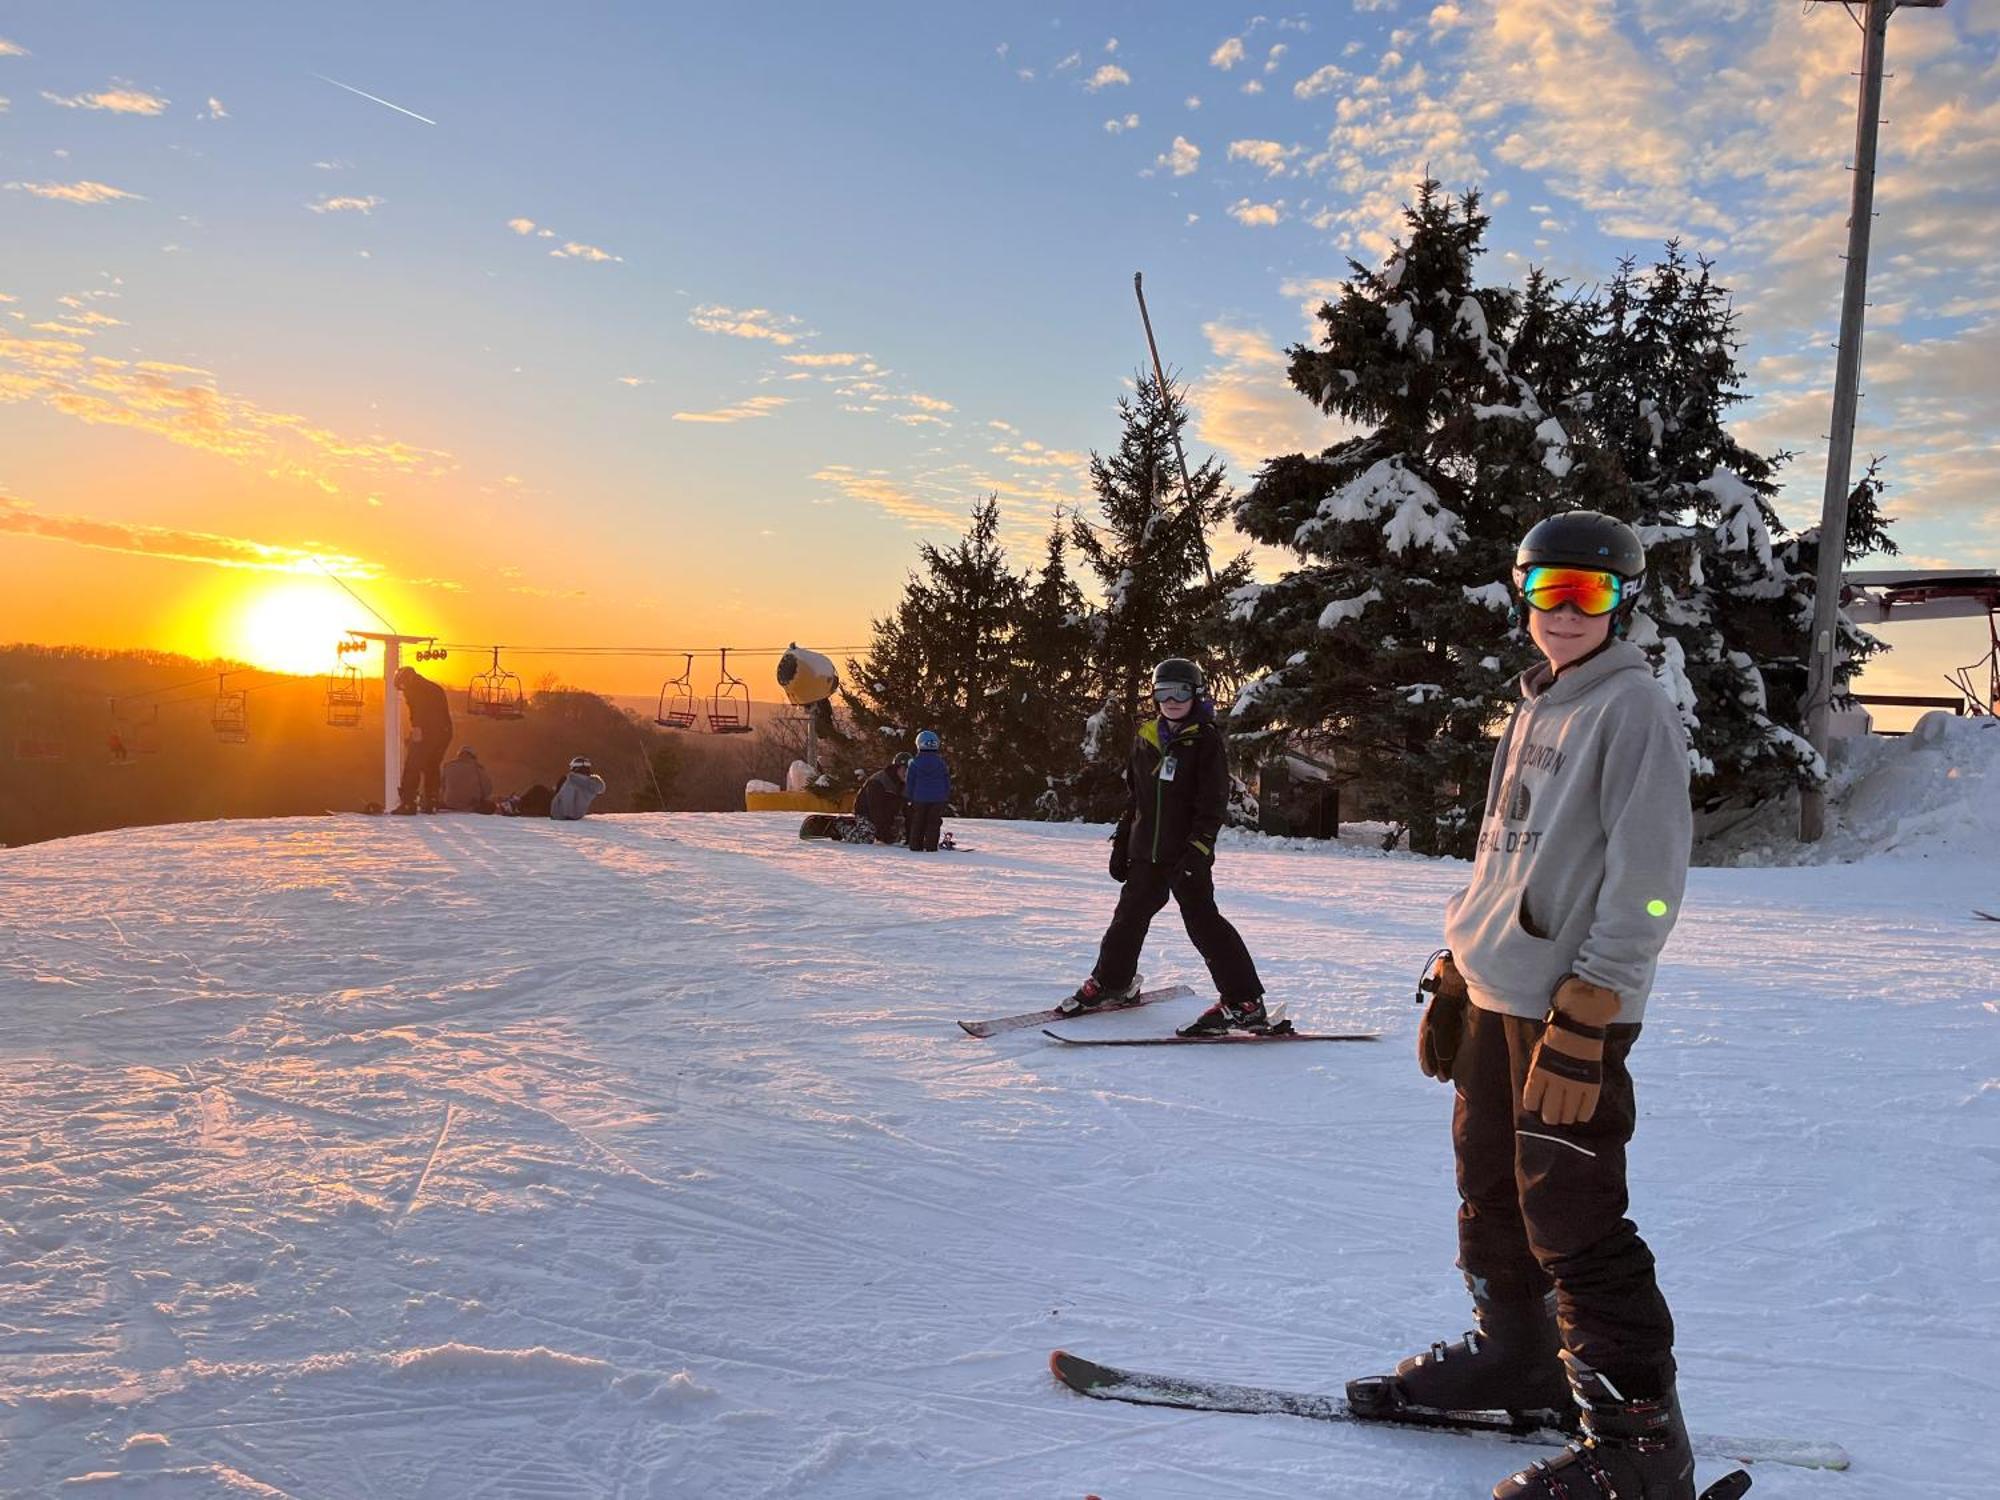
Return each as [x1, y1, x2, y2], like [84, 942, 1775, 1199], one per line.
[1443, 639, 1692, 1025]
[550, 771, 606, 822]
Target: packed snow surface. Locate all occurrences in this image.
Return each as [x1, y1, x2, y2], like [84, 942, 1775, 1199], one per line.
[1, 809, 1994, 1497]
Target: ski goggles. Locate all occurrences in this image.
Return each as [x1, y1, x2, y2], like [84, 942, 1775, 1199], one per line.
[1516, 565, 1626, 617]
[1152, 682, 1196, 705]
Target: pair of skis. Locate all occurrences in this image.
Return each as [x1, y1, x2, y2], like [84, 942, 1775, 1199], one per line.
[1050, 1349, 1847, 1483]
[957, 984, 1378, 1046]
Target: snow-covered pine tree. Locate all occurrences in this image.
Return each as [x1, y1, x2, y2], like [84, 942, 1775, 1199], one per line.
[1571, 247, 1892, 807]
[1230, 182, 1588, 856]
[1006, 514, 1095, 817]
[835, 497, 1023, 814]
[1067, 372, 1251, 820]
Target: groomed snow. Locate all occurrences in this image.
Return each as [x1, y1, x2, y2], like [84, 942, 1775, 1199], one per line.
[2, 809, 1994, 1497]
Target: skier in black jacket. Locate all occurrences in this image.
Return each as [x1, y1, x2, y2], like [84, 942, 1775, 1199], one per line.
[1064, 658, 1266, 1035]
[851, 753, 909, 844]
[392, 665, 454, 815]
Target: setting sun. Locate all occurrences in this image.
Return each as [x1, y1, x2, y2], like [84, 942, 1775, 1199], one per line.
[225, 578, 372, 676]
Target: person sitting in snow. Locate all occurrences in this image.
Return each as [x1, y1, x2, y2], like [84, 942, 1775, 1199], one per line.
[1064, 657, 1267, 1035]
[439, 746, 495, 813]
[850, 751, 910, 844]
[1347, 511, 1707, 1500]
[902, 732, 951, 851]
[500, 757, 606, 820]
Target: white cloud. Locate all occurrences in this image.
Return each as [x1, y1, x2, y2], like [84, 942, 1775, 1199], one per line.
[5, 179, 142, 204]
[1229, 139, 1297, 177]
[0, 38, 29, 56]
[616, 376, 651, 386]
[1211, 37, 1246, 70]
[1085, 64, 1131, 91]
[551, 240, 620, 262]
[1190, 321, 1343, 480]
[199, 96, 228, 120]
[507, 217, 537, 235]
[782, 351, 863, 367]
[1156, 136, 1201, 176]
[1294, 65, 1347, 99]
[1229, 198, 1285, 227]
[309, 194, 382, 214]
[1266, 44, 1289, 73]
[1105, 112, 1140, 133]
[901, 392, 955, 413]
[689, 305, 805, 346]
[42, 85, 168, 115]
[1106, 37, 1119, 53]
[1186, 95, 1203, 109]
[672, 395, 791, 424]
[1056, 51, 1083, 72]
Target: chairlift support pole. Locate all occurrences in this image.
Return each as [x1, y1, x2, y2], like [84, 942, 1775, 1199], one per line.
[1800, 0, 1947, 842]
[1134, 271, 1214, 587]
[349, 631, 435, 812]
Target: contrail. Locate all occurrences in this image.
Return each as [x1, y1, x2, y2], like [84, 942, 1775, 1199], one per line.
[313, 72, 437, 126]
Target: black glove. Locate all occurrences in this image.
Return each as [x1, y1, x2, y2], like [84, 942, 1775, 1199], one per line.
[1178, 840, 1214, 880]
[1416, 949, 1469, 1082]
[1109, 827, 1131, 883]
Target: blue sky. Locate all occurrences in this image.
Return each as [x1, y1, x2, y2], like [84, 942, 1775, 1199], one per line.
[2, 2, 1995, 697]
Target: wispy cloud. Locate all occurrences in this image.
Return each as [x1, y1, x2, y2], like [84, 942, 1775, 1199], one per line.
[308, 194, 382, 214]
[689, 305, 805, 346]
[1105, 112, 1140, 133]
[1156, 136, 1201, 177]
[1229, 139, 1297, 177]
[1229, 198, 1284, 227]
[1189, 321, 1345, 480]
[199, 96, 228, 120]
[506, 217, 538, 234]
[0, 38, 29, 57]
[782, 351, 863, 367]
[812, 466, 964, 530]
[0, 497, 379, 577]
[552, 241, 619, 262]
[1085, 64, 1130, 92]
[42, 85, 168, 115]
[671, 394, 791, 424]
[5, 180, 143, 204]
[1293, 64, 1347, 99]
[1211, 37, 1246, 70]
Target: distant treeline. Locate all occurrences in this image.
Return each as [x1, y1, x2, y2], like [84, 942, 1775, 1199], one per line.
[0, 646, 800, 848]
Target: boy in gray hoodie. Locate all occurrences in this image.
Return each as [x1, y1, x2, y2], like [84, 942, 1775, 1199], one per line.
[1349, 513, 1719, 1500]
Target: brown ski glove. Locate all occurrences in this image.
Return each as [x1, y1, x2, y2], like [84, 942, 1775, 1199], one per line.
[1522, 976, 1620, 1126]
[1416, 949, 1470, 1081]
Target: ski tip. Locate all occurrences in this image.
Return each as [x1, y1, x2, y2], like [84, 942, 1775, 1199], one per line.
[957, 1020, 987, 1037]
[1698, 1473, 1752, 1500]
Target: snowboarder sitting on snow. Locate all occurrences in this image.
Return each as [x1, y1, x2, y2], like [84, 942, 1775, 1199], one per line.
[392, 664, 454, 815]
[903, 732, 950, 851]
[849, 751, 911, 844]
[499, 757, 606, 820]
[1348, 512, 1704, 1500]
[1065, 658, 1266, 1036]
[439, 746, 496, 814]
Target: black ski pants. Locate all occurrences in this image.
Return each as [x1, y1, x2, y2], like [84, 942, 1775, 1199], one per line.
[398, 735, 450, 809]
[1093, 857, 1263, 1003]
[906, 802, 944, 851]
[1453, 1003, 1675, 1394]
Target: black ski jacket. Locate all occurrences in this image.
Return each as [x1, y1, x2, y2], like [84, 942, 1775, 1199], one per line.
[400, 672, 453, 741]
[1113, 709, 1228, 868]
[854, 767, 906, 840]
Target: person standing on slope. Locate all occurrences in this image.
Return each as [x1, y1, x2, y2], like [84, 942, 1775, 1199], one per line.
[1348, 512, 1701, 1500]
[392, 664, 454, 815]
[1064, 658, 1266, 1035]
[903, 731, 951, 851]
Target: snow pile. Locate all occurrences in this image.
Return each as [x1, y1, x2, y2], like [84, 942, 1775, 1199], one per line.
[1701, 711, 2000, 865]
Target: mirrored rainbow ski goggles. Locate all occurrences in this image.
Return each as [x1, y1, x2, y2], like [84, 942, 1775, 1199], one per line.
[1152, 682, 1196, 705]
[1517, 565, 1626, 617]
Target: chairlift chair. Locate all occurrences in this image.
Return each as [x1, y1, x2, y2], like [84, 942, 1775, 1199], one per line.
[131, 706, 163, 756]
[655, 653, 700, 730]
[468, 646, 526, 720]
[326, 664, 365, 728]
[708, 648, 753, 734]
[212, 676, 249, 744]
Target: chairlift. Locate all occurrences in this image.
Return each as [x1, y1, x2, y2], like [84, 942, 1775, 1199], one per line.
[106, 699, 134, 765]
[708, 647, 753, 734]
[131, 706, 163, 756]
[326, 663, 365, 728]
[655, 653, 700, 730]
[468, 646, 526, 720]
[212, 675, 249, 744]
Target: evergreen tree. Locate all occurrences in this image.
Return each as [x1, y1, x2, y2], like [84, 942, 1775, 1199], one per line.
[835, 497, 1023, 814]
[1067, 372, 1252, 819]
[1006, 514, 1095, 816]
[1230, 183, 1587, 856]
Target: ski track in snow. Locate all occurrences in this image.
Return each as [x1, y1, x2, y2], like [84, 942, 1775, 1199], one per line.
[0, 812, 1993, 1497]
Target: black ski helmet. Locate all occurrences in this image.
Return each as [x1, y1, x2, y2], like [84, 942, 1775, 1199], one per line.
[1514, 511, 1646, 582]
[1152, 657, 1205, 694]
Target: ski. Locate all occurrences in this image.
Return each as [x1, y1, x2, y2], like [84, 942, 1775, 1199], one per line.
[1040, 1026, 1378, 1047]
[958, 984, 1192, 1039]
[1974, 910, 1998, 922]
[1049, 1350, 1848, 1473]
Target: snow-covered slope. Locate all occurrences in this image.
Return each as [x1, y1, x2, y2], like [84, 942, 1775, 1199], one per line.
[1, 812, 1993, 1498]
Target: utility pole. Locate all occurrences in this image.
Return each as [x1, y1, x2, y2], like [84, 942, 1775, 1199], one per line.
[1133, 272, 1215, 586]
[1800, 0, 1947, 842]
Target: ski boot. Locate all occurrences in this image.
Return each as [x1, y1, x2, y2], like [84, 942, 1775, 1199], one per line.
[1492, 1352, 1743, 1500]
[390, 801, 419, 816]
[1060, 974, 1142, 1015]
[1176, 996, 1271, 1037]
[1347, 1293, 1574, 1429]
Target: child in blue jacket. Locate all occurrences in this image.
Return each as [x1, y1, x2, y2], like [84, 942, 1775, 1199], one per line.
[903, 730, 951, 851]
